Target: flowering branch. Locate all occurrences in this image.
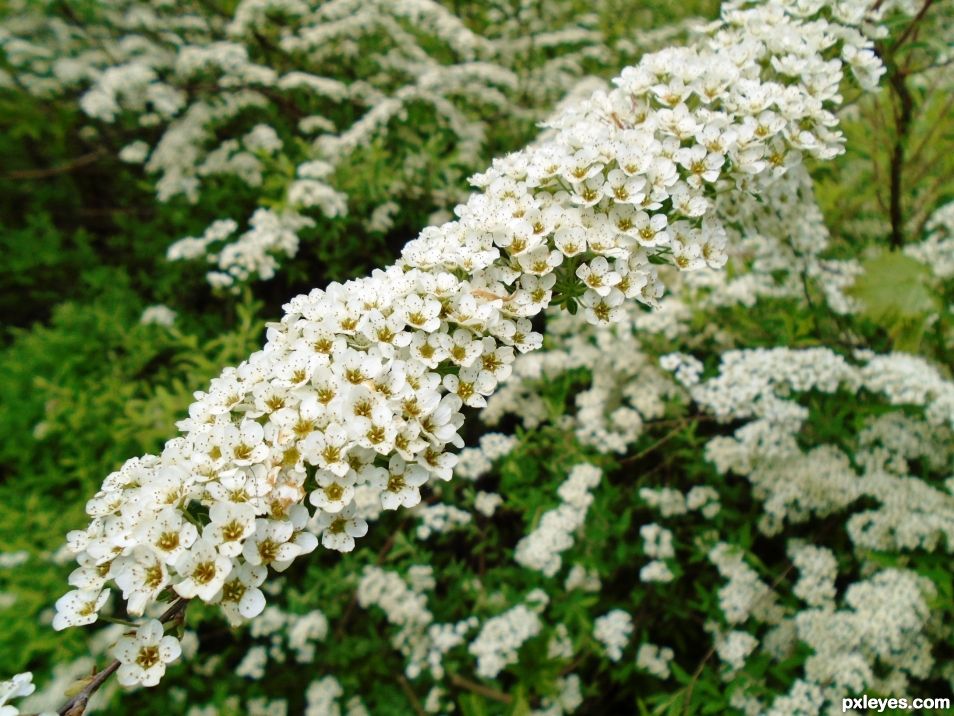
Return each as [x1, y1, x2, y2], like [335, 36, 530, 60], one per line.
[47, 0, 899, 695]
[55, 599, 188, 716]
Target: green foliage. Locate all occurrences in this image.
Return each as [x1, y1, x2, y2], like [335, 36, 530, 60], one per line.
[847, 251, 940, 351]
[0, 280, 262, 676]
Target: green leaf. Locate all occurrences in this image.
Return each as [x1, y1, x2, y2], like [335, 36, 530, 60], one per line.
[846, 251, 939, 351]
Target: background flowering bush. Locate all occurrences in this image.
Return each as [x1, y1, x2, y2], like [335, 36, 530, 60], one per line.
[0, 0, 951, 715]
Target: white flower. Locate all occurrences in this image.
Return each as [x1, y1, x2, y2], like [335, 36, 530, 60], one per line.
[242, 519, 301, 569]
[301, 425, 351, 477]
[112, 546, 169, 616]
[139, 304, 177, 327]
[221, 420, 269, 466]
[0, 672, 37, 715]
[594, 609, 633, 661]
[554, 226, 587, 257]
[576, 257, 621, 297]
[135, 508, 198, 567]
[604, 169, 646, 204]
[581, 288, 625, 325]
[310, 469, 357, 514]
[215, 561, 267, 626]
[203, 501, 257, 557]
[443, 365, 495, 408]
[52, 588, 109, 631]
[314, 502, 368, 552]
[632, 211, 669, 247]
[674, 144, 724, 186]
[173, 539, 232, 601]
[113, 619, 182, 687]
[376, 455, 429, 510]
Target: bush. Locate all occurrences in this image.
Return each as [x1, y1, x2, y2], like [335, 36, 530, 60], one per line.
[0, 1, 950, 715]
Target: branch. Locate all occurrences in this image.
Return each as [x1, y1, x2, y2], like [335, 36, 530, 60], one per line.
[56, 599, 189, 716]
[397, 675, 427, 716]
[887, 66, 913, 249]
[618, 418, 710, 465]
[3, 150, 106, 181]
[448, 672, 513, 705]
[884, 0, 936, 248]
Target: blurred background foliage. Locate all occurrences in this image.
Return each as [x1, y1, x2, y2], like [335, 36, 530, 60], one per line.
[1, 0, 952, 714]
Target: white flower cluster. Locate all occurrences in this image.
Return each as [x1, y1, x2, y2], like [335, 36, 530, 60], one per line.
[2, 0, 666, 290]
[47, 0, 889, 689]
[452, 433, 518, 480]
[691, 348, 954, 541]
[639, 523, 677, 584]
[714, 629, 758, 673]
[529, 674, 584, 716]
[789, 542, 837, 608]
[904, 200, 954, 279]
[636, 643, 675, 679]
[793, 569, 936, 702]
[139, 305, 178, 328]
[240, 605, 329, 668]
[357, 565, 476, 680]
[514, 463, 602, 576]
[468, 590, 548, 679]
[708, 543, 783, 627]
[415, 503, 472, 540]
[593, 609, 633, 662]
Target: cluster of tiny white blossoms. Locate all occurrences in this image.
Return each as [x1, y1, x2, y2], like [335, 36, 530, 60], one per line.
[46, 0, 895, 691]
[636, 643, 675, 679]
[478, 230, 949, 710]
[686, 347, 954, 542]
[514, 463, 602, 576]
[0, 0, 663, 290]
[357, 565, 477, 680]
[468, 589, 548, 679]
[905, 201, 954, 279]
[139, 304, 178, 328]
[593, 609, 634, 662]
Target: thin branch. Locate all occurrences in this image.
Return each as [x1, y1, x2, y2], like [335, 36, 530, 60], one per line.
[619, 418, 699, 465]
[397, 675, 427, 716]
[883, 0, 936, 248]
[681, 645, 716, 716]
[4, 150, 106, 181]
[448, 672, 513, 705]
[891, 0, 936, 52]
[906, 94, 953, 169]
[887, 66, 913, 248]
[56, 599, 189, 716]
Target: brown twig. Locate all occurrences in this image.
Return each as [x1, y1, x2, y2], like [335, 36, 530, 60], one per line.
[681, 645, 716, 716]
[891, 0, 936, 52]
[333, 511, 417, 640]
[397, 675, 427, 716]
[4, 150, 106, 181]
[448, 672, 513, 705]
[883, 0, 936, 248]
[887, 67, 913, 248]
[619, 418, 697, 465]
[56, 599, 189, 716]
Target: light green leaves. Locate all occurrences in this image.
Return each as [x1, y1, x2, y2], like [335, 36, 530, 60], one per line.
[847, 251, 940, 352]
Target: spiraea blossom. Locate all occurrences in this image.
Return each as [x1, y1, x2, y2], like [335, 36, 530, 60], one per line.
[112, 620, 182, 688]
[52, 0, 896, 688]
